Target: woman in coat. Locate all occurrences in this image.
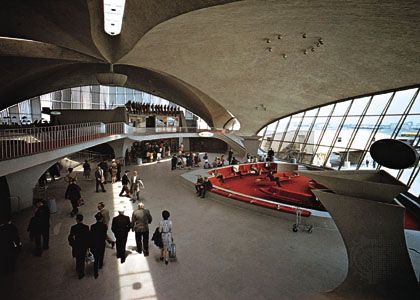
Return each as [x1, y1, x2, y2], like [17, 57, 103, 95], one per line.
[65, 182, 82, 217]
[159, 210, 173, 265]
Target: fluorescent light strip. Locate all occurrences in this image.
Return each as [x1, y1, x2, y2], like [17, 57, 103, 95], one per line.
[104, 0, 126, 36]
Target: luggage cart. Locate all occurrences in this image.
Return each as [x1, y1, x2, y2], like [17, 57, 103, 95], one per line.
[292, 208, 313, 233]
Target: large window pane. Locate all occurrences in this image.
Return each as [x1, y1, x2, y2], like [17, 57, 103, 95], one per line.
[319, 117, 343, 146]
[365, 92, 392, 115]
[284, 113, 304, 141]
[408, 90, 420, 114]
[311, 116, 329, 144]
[349, 116, 379, 150]
[265, 121, 278, 140]
[375, 115, 401, 140]
[304, 108, 319, 117]
[296, 115, 315, 143]
[318, 104, 334, 116]
[397, 115, 420, 145]
[348, 97, 370, 116]
[273, 117, 290, 140]
[387, 88, 417, 114]
[332, 100, 351, 116]
[313, 146, 330, 167]
[260, 138, 271, 153]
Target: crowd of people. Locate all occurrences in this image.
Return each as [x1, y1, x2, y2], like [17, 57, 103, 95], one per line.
[67, 202, 173, 279]
[125, 141, 174, 165]
[125, 101, 181, 115]
[2, 146, 275, 279]
[0, 117, 57, 130]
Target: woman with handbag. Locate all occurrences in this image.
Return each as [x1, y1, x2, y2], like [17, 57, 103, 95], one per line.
[159, 210, 173, 265]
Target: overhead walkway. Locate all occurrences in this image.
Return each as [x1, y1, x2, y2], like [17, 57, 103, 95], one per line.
[0, 122, 246, 176]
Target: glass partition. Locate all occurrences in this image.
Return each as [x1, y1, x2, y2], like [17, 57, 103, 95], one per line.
[258, 86, 420, 195]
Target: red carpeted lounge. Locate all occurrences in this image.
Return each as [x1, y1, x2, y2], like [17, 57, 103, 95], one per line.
[208, 163, 420, 231]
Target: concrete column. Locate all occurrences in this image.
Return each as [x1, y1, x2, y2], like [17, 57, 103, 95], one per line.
[107, 138, 132, 159]
[6, 160, 58, 211]
[242, 136, 261, 157]
[183, 138, 190, 152]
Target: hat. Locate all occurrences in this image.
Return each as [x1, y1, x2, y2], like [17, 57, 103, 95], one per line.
[117, 206, 126, 213]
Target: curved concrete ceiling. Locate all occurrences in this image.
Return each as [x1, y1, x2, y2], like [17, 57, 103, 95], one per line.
[0, 0, 419, 135]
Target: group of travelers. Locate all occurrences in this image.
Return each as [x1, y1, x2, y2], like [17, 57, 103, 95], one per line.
[125, 101, 181, 115]
[171, 151, 202, 170]
[68, 202, 174, 279]
[4, 147, 269, 280]
[194, 176, 213, 198]
[0, 118, 53, 129]
[119, 170, 145, 202]
[125, 141, 173, 165]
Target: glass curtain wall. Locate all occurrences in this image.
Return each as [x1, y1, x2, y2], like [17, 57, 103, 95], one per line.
[0, 85, 210, 128]
[259, 86, 420, 195]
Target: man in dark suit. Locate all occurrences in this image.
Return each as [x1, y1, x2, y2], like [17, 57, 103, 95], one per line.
[119, 170, 130, 197]
[111, 209, 131, 263]
[94, 166, 106, 193]
[68, 214, 90, 279]
[32, 200, 50, 256]
[228, 148, 233, 164]
[0, 218, 21, 274]
[90, 213, 107, 279]
[171, 154, 177, 170]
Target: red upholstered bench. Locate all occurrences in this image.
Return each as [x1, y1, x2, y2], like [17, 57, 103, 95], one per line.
[219, 167, 239, 180]
[255, 177, 277, 186]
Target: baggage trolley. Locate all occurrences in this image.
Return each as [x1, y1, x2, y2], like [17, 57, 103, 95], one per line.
[292, 208, 313, 233]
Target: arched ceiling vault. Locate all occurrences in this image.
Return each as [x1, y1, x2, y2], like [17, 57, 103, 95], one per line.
[0, 0, 419, 135]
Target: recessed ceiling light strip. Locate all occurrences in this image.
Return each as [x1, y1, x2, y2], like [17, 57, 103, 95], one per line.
[103, 0, 126, 36]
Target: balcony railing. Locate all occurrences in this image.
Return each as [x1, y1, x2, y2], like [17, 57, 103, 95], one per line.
[0, 122, 110, 161]
[0, 123, 230, 161]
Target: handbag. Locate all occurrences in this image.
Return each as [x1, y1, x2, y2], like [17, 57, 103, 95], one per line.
[151, 227, 163, 249]
[168, 239, 176, 259]
[78, 198, 85, 207]
[85, 250, 95, 264]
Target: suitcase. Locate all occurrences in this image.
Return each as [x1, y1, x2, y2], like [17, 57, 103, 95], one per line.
[168, 242, 176, 259]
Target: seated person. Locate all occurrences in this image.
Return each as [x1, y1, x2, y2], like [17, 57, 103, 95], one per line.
[232, 165, 242, 178]
[267, 171, 281, 187]
[203, 160, 211, 169]
[249, 165, 260, 175]
[211, 170, 225, 183]
[199, 177, 213, 198]
[212, 157, 219, 168]
[195, 175, 204, 194]
[194, 153, 201, 167]
[216, 158, 224, 168]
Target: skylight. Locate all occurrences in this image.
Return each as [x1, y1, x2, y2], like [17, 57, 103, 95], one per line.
[103, 0, 126, 36]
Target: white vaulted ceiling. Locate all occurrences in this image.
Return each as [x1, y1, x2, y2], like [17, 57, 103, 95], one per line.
[0, 0, 419, 134]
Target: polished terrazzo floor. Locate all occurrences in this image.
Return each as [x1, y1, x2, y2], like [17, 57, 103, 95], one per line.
[0, 159, 349, 300]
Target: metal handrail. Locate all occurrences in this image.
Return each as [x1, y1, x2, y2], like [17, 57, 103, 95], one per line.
[0, 122, 112, 161]
[126, 126, 221, 135]
[0, 122, 234, 161]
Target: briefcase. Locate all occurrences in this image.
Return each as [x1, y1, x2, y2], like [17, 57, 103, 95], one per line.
[168, 242, 176, 259]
